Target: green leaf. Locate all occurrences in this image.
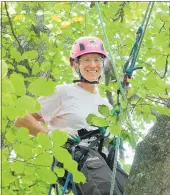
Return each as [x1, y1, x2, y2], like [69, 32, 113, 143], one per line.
[52, 147, 72, 163]
[20, 176, 36, 187]
[34, 152, 53, 166]
[10, 48, 22, 62]
[32, 147, 44, 156]
[36, 167, 57, 184]
[2, 79, 15, 94]
[72, 171, 86, 184]
[15, 95, 38, 113]
[2, 119, 8, 133]
[24, 166, 36, 176]
[13, 143, 33, 160]
[5, 130, 16, 144]
[109, 124, 121, 135]
[86, 113, 98, 124]
[28, 77, 56, 96]
[107, 115, 117, 123]
[2, 170, 17, 187]
[32, 62, 40, 75]
[16, 128, 30, 142]
[36, 132, 53, 150]
[98, 105, 111, 117]
[2, 60, 8, 79]
[153, 105, 170, 115]
[10, 161, 25, 174]
[4, 105, 23, 120]
[92, 116, 109, 127]
[54, 167, 65, 177]
[50, 130, 68, 147]
[7, 64, 15, 70]
[17, 65, 29, 73]
[22, 50, 38, 60]
[10, 73, 26, 96]
[2, 93, 17, 106]
[64, 158, 79, 173]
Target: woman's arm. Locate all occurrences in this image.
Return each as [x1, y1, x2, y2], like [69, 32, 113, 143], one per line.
[14, 112, 49, 136]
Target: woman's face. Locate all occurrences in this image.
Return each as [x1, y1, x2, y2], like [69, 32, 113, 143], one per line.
[73, 53, 104, 82]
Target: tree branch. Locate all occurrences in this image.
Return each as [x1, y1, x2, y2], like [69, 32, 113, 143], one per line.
[130, 98, 142, 114]
[158, 23, 166, 33]
[146, 96, 166, 105]
[140, 54, 169, 79]
[4, 2, 24, 54]
[160, 54, 169, 79]
[111, 2, 127, 23]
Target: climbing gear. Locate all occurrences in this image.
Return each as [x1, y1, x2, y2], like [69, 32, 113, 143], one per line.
[122, 2, 154, 89]
[48, 128, 128, 195]
[70, 36, 107, 65]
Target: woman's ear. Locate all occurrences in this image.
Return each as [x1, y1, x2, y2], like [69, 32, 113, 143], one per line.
[72, 61, 79, 73]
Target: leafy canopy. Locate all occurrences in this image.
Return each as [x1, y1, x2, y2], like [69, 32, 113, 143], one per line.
[2, 1, 170, 194]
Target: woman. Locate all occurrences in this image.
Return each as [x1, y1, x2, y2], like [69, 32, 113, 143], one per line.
[14, 36, 112, 137]
[14, 37, 128, 195]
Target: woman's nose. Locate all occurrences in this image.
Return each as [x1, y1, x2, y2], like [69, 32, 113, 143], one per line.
[90, 59, 97, 66]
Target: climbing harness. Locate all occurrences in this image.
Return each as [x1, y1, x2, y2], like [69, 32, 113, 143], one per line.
[48, 129, 113, 195]
[96, 2, 154, 195]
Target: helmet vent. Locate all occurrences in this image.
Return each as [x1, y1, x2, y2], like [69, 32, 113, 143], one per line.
[79, 43, 85, 51]
[100, 43, 104, 51]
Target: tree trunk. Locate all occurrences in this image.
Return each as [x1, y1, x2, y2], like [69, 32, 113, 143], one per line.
[124, 115, 170, 195]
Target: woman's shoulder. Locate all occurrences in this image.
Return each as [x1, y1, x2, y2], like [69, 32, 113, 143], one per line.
[54, 83, 78, 96]
[55, 83, 75, 92]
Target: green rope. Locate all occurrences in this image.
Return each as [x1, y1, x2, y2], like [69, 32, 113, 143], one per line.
[96, 2, 127, 102]
[110, 104, 123, 195]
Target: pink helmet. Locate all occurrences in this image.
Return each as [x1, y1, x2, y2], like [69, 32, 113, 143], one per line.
[70, 36, 107, 65]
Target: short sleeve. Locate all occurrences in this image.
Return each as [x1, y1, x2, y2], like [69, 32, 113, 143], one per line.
[37, 85, 64, 122]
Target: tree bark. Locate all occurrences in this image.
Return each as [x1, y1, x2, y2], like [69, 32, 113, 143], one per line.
[124, 115, 170, 195]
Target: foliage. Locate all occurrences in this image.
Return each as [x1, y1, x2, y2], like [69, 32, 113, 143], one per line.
[1, 1, 170, 194]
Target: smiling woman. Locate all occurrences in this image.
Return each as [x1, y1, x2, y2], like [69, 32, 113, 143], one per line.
[74, 53, 103, 82]
[15, 36, 111, 135]
[14, 36, 117, 194]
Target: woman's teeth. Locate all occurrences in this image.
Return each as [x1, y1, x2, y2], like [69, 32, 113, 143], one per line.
[87, 70, 97, 73]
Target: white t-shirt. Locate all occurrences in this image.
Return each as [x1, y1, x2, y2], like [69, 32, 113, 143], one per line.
[37, 83, 112, 135]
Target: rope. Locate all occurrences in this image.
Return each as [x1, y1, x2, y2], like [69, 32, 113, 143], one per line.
[96, 3, 127, 194]
[96, 2, 154, 194]
[109, 103, 123, 195]
[123, 2, 155, 76]
[61, 173, 72, 195]
[96, 2, 127, 102]
[133, 2, 154, 67]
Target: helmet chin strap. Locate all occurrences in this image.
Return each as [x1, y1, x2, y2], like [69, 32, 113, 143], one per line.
[73, 75, 100, 84]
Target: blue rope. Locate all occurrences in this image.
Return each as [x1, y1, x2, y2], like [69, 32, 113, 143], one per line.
[61, 173, 72, 195]
[123, 2, 155, 77]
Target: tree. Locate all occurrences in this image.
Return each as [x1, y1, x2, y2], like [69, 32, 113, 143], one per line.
[1, 1, 170, 194]
[124, 114, 170, 195]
